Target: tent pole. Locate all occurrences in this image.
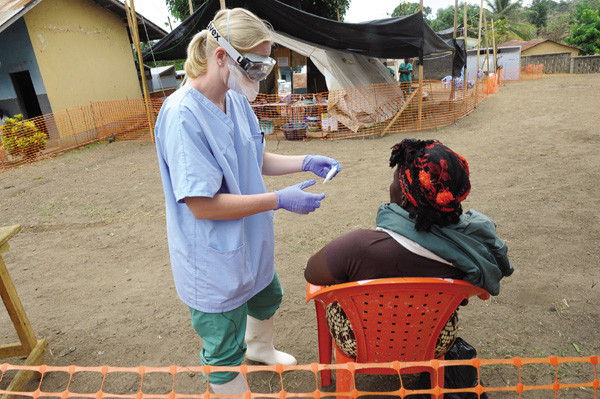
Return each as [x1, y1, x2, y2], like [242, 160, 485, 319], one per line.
[124, 0, 155, 141]
[475, 0, 483, 108]
[417, 0, 424, 129]
[220, 0, 226, 9]
[188, 0, 193, 15]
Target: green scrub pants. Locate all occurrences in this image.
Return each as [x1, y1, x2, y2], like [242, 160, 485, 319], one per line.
[189, 272, 283, 385]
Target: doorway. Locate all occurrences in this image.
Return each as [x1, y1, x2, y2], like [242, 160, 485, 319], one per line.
[10, 70, 42, 119]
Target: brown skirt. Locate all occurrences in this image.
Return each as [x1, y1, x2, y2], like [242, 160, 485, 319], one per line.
[325, 301, 459, 359]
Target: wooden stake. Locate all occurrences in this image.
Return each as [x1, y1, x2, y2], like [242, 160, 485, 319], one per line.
[417, 0, 424, 129]
[484, 9, 490, 75]
[125, 0, 155, 141]
[0, 225, 48, 399]
[492, 19, 498, 74]
[463, 2, 467, 78]
[475, 0, 483, 108]
[453, 0, 458, 37]
[450, 0, 458, 102]
[380, 90, 419, 137]
[462, 2, 468, 106]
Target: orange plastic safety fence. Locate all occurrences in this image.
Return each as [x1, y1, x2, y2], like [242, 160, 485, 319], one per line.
[0, 356, 597, 399]
[0, 65, 543, 175]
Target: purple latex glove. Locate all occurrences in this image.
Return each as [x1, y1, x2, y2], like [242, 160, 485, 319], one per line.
[302, 155, 341, 179]
[275, 180, 326, 214]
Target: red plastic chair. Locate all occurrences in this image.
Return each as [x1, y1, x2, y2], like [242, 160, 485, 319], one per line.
[306, 277, 490, 398]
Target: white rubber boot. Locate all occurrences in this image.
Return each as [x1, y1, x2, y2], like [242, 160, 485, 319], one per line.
[209, 373, 248, 397]
[245, 315, 297, 365]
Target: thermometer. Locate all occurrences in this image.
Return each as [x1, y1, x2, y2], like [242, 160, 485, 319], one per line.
[323, 163, 340, 184]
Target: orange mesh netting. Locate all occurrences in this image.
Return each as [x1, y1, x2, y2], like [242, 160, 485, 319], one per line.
[1, 356, 598, 398]
[0, 66, 543, 175]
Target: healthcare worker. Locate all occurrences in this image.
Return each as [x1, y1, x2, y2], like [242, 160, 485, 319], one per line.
[154, 8, 341, 397]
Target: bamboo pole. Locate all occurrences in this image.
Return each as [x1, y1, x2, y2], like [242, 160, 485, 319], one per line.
[449, 0, 458, 102]
[475, 0, 483, 108]
[492, 19, 498, 76]
[417, 0, 424, 129]
[453, 0, 458, 37]
[380, 90, 419, 137]
[124, 0, 155, 141]
[484, 9, 490, 75]
[462, 2, 468, 105]
[463, 2, 467, 79]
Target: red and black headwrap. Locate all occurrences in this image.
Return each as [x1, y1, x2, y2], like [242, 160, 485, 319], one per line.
[390, 139, 470, 231]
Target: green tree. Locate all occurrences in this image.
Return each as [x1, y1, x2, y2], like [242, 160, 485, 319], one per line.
[527, 0, 548, 34]
[485, 0, 522, 19]
[165, 0, 350, 22]
[483, 0, 535, 40]
[536, 0, 574, 42]
[539, 14, 571, 41]
[389, 2, 432, 19]
[428, 3, 480, 32]
[566, 8, 600, 54]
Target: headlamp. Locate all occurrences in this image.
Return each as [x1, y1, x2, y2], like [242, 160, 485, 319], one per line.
[207, 21, 275, 82]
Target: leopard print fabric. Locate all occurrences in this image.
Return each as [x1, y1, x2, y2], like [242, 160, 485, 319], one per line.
[325, 301, 459, 360]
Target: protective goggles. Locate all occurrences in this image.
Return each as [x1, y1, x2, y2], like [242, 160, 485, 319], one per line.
[207, 21, 276, 82]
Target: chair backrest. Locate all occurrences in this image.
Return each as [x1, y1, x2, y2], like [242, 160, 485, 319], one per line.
[307, 278, 489, 363]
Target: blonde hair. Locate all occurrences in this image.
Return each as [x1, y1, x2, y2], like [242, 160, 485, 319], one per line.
[184, 8, 273, 79]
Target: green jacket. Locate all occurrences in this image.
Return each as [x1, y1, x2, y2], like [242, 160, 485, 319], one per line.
[376, 203, 514, 295]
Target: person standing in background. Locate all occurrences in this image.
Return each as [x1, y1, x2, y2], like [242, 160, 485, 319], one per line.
[398, 59, 413, 97]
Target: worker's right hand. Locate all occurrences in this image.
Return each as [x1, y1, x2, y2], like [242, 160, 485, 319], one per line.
[275, 180, 326, 214]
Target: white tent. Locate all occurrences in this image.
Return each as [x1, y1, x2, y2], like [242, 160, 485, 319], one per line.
[273, 32, 403, 132]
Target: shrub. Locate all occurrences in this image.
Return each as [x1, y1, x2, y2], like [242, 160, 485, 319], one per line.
[0, 114, 47, 160]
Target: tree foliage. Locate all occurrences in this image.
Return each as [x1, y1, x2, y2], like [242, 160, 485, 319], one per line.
[428, 3, 481, 32]
[390, 2, 432, 19]
[527, 0, 548, 34]
[566, 7, 600, 54]
[164, 0, 350, 23]
[485, 0, 522, 19]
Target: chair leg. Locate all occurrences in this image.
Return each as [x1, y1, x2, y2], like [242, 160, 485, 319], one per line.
[315, 301, 332, 386]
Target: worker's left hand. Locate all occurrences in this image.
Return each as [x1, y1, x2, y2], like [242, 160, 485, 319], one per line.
[302, 155, 341, 179]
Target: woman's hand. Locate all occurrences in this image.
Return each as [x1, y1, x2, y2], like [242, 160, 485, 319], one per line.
[302, 155, 341, 179]
[275, 180, 326, 214]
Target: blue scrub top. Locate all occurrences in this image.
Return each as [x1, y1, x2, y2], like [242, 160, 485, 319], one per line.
[155, 85, 275, 313]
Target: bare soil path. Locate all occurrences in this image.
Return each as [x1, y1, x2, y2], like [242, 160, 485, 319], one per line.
[1, 74, 598, 397]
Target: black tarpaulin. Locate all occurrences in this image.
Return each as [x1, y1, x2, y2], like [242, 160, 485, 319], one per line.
[143, 0, 454, 62]
[446, 38, 467, 77]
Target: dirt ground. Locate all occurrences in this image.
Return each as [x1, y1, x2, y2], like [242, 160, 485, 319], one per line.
[1, 74, 599, 398]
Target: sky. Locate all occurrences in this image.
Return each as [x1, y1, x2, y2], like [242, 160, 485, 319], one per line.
[132, 0, 530, 32]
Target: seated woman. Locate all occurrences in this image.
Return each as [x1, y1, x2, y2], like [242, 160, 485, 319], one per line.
[304, 139, 514, 359]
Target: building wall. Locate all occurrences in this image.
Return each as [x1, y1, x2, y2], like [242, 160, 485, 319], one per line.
[523, 42, 579, 57]
[24, 0, 142, 112]
[0, 18, 51, 117]
[521, 52, 571, 74]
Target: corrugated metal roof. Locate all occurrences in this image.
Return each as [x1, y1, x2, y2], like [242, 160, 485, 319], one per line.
[0, 0, 167, 40]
